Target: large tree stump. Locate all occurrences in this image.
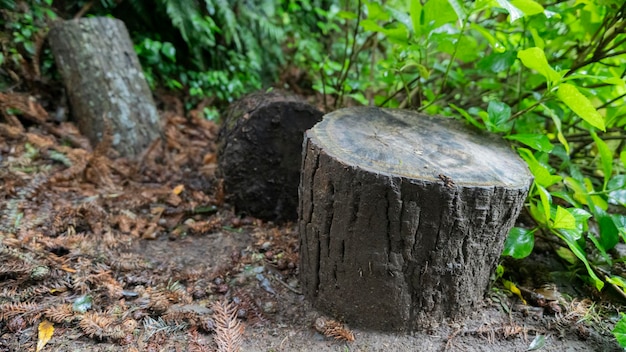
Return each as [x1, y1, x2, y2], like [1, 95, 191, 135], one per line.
[217, 91, 323, 222]
[298, 106, 532, 331]
[48, 18, 160, 158]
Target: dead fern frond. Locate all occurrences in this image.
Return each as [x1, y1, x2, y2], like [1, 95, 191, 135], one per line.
[314, 317, 355, 342]
[187, 328, 211, 352]
[0, 301, 44, 323]
[44, 304, 75, 323]
[212, 300, 245, 352]
[51, 202, 108, 237]
[108, 253, 149, 271]
[142, 316, 188, 340]
[50, 148, 89, 183]
[0, 92, 48, 123]
[0, 174, 49, 234]
[79, 311, 114, 339]
[234, 291, 269, 327]
[1, 283, 55, 302]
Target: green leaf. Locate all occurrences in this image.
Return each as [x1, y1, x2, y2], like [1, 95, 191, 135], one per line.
[416, 64, 430, 79]
[542, 104, 570, 154]
[511, 0, 544, 16]
[477, 51, 517, 73]
[597, 209, 619, 251]
[495, 0, 525, 22]
[553, 206, 576, 229]
[607, 275, 626, 289]
[529, 28, 544, 49]
[495, 264, 504, 279]
[365, 1, 389, 21]
[72, 294, 93, 313]
[486, 100, 511, 132]
[517, 47, 561, 84]
[423, 0, 457, 29]
[503, 227, 535, 259]
[551, 191, 579, 207]
[387, 6, 413, 32]
[564, 177, 588, 205]
[608, 175, 626, 206]
[360, 19, 386, 33]
[590, 132, 613, 188]
[537, 185, 552, 223]
[583, 178, 608, 211]
[409, 0, 423, 35]
[337, 10, 358, 20]
[612, 314, 626, 348]
[554, 228, 604, 291]
[449, 103, 483, 129]
[505, 134, 553, 152]
[555, 246, 577, 264]
[557, 83, 606, 131]
[383, 26, 409, 44]
[447, 0, 467, 20]
[527, 334, 546, 351]
[621, 150, 626, 169]
[471, 23, 505, 53]
[518, 148, 562, 188]
[160, 42, 176, 62]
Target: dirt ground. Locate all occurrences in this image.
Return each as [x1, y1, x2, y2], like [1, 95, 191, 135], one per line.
[3, 230, 621, 352]
[0, 92, 623, 351]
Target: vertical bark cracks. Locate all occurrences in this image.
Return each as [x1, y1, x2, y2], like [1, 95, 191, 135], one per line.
[299, 141, 530, 331]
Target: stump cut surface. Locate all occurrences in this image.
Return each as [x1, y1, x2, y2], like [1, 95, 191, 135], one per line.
[312, 107, 529, 186]
[298, 106, 532, 331]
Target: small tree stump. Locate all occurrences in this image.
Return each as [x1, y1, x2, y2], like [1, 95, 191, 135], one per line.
[298, 107, 532, 331]
[48, 18, 160, 158]
[217, 91, 323, 222]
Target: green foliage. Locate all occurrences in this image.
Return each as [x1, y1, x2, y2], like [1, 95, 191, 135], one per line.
[613, 314, 626, 348]
[306, 0, 626, 297]
[0, 0, 57, 88]
[119, 0, 292, 105]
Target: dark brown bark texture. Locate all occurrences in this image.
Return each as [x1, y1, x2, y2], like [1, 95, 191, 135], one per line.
[217, 91, 323, 222]
[48, 18, 160, 158]
[298, 107, 533, 331]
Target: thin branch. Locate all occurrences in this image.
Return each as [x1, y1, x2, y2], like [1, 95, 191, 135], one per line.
[336, 0, 362, 108]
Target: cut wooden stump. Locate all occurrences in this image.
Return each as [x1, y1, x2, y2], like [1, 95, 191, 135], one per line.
[298, 106, 532, 331]
[217, 91, 323, 222]
[48, 18, 160, 158]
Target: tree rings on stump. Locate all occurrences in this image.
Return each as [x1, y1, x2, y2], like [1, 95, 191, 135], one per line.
[218, 91, 323, 222]
[298, 106, 532, 331]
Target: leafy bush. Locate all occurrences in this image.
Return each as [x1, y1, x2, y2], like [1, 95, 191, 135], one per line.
[305, 0, 626, 299]
[0, 0, 57, 89]
[116, 0, 295, 105]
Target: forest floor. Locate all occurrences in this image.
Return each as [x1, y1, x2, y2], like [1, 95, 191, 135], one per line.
[0, 91, 623, 351]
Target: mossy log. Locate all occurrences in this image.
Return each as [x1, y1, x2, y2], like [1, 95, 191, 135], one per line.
[217, 91, 323, 222]
[298, 106, 533, 331]
[48, 18, 160, 158]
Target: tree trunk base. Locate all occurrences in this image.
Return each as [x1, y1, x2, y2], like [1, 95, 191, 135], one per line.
[48, 18, 160, 158]
[218, 91, 323, 222]
[298, 107, 532, 331]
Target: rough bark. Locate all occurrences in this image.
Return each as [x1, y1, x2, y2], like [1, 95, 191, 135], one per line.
[217, 91, 323, 222]
[48, 17, 160, 158]
[298, 106, 533, 331]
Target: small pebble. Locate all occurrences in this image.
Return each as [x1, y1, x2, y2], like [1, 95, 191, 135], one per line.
[263, 301, 277, 314]
[237, 308, 247, 319]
